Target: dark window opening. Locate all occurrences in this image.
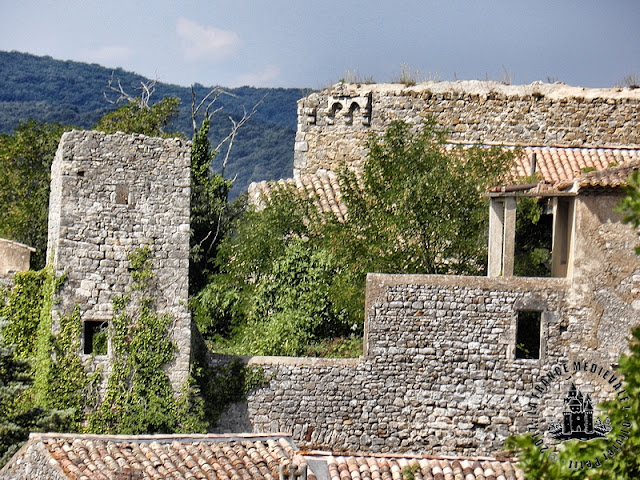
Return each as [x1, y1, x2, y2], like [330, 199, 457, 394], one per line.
[514, 198, 553, 277]
[84, 320, 108, 355]
[115, 184, 129, 205]
[516, 310, 541, 359]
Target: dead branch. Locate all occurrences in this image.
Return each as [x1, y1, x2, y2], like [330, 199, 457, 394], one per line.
[216, 95, 266, 178]
[104, 73, 157, 108]
[190, 86, 235, 136]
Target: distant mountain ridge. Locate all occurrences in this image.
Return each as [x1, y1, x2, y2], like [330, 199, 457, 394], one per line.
[0, 50, 311, 197]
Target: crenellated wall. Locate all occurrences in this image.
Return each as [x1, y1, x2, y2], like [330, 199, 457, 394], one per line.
[294, 81, 640, 176]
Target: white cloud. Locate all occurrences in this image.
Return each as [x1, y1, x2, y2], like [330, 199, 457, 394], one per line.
[176, 17, 241, 62]
[236, 65, 281, 87]
[83, 46, 134, 66]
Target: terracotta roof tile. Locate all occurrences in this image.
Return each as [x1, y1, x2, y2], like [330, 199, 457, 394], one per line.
[321, 454, 523, 480]
[554, 159, 640, 192]
[30, 433, 311, 480]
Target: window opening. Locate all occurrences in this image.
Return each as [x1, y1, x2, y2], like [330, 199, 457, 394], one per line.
[115, 184, 129, 205]
[514, 198, 553, 277]
[516, 310, 541, 359]
[84, 320, 108, 355]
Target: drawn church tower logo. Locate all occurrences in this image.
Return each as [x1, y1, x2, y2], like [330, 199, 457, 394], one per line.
[548, 383, 612, 440]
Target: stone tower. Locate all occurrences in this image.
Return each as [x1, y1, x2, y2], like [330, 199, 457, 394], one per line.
[46, 130, 191, 391]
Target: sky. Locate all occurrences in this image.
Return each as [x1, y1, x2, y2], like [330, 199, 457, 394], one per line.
[1, 1, 639, 89]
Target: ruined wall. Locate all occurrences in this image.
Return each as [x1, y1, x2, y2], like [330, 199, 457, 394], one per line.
[241, 275, 569, 455]
[46, 130, 192, 390]
[566, 192, 640, 366]
[224, 190, 640, 457]
[294, 81, 640, 176]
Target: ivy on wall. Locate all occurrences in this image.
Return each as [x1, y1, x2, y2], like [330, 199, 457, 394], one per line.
[1, 244, 271, 456]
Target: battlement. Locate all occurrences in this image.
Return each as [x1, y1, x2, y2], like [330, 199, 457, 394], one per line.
[294, 81, 640, 176]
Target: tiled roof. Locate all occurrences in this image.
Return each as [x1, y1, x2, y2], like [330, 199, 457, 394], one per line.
[506, 146, 640, 187]
[322, 453, 523, 480]
[554, 159, 640, 192]
[2, 433, 523, 480]
[248, 146, 640, 214]
[8, 433, 313, 480]
[248, 169, 348, 221]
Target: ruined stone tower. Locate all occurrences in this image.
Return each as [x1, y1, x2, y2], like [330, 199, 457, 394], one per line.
[46, 130, 191, 390]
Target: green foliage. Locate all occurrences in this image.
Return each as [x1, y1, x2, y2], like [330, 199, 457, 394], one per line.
[618, 170, 640, 254]
[87, 245, 199, 434]
[190, 118, 234, 293]
[514, 197, 552, 277]
[506, 325, 640, 479]
[231, 239, 350, 356]
[0, 120, 68, 268]
[340, 119, 513, 276]
[198, 119, 512, 356]
[94, 97, 181, 138]
[0, 269, 48, 358]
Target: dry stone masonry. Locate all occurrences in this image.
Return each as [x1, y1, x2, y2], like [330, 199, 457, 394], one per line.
[294, 81, 640, 176]
[46, 130, 191, 391]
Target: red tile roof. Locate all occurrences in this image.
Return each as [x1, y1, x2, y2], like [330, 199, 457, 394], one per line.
[554, 159, 640, 192]
[1, 433, 525, 480]
[248, 146, 640, 213]
[320, 453, 523, 480]
[507, 146, 640, 187]
[8, 433, 313, 480]
[248, 169, 348, 221]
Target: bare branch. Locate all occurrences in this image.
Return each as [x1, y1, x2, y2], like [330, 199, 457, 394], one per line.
[215, 95, 266, 178]
[104, 73, 158, 108]
[190, 86, 235, 136]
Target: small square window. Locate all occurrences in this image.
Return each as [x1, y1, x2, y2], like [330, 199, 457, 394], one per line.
[516, 311, 541, 359]
[84, 320, 108, 355]
[115, 184, 129, 205]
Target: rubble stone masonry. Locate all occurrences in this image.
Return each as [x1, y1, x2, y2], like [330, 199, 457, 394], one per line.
[46, 130, 191, 391]
[294, 81, 640, 176]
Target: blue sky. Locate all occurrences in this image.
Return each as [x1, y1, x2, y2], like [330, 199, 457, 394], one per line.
[1, 1, 638, 89]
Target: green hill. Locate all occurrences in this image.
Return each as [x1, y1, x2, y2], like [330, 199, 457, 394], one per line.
[0, 51, 311, 197]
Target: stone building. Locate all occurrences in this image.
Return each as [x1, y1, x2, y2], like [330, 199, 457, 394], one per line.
[46, 130, 192, 391]
[242, 82, 640, 457]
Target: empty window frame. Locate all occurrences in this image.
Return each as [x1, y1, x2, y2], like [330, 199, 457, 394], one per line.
[83, 320, 108, 355]
[516, 310, 542, 359]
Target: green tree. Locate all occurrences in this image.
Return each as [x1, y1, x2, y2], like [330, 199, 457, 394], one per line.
[197, 119, 513, 356]
[189, 117, 233, 293]
[94, 96, 181, 138]
[338, 119, 513, 276]
[0, 120, 68, 269]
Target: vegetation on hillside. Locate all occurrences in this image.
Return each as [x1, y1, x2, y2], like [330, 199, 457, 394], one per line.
[0, 50, 310, 197]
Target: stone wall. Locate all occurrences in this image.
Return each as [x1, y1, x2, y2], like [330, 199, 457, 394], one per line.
[46, 130, 192, 391]
[218, 190, 640, 457]
[241, 275, 568, 455]
[294, 81, 640, 176]
[0, 238, 35, 275]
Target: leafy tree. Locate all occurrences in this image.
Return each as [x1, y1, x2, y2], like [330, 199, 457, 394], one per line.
[514, 197, 552, 277]
[338, 119, 514, 276]
[0, 322, 73, 468]
[94, 96, 181, 138]
[198, 119, 513, 355]
[231, 238, 350, 356]
[189, 117, 233, 294]
[0, 120, 68, 269]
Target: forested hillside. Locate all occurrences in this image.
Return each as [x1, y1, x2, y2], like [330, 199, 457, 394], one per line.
[0, 51, 310, 197]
